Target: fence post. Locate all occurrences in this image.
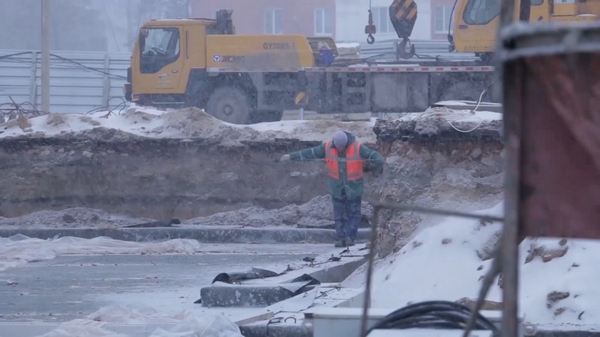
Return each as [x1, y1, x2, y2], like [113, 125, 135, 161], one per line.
[29, 51, 38, 107]
[102, 53, 110, 109]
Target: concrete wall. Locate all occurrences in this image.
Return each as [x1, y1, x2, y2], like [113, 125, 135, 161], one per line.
[335, 0, 432, 42]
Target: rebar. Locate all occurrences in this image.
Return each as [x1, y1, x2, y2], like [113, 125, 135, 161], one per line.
[0, 97, 47, 123]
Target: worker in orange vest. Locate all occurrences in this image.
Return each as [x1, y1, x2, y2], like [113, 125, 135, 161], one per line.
[280, 131, 384, 247]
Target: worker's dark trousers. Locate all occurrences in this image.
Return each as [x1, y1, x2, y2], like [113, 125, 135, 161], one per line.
[332, 196, 362, 241]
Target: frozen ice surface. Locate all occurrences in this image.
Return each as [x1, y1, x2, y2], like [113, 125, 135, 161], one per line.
[0, 240, 340, 323]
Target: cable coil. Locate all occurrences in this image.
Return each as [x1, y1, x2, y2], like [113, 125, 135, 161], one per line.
[368, 301, 500, 335]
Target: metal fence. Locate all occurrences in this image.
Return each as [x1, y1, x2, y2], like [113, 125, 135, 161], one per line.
[0, 41, 474, 114]
[0, 50, 130, 114]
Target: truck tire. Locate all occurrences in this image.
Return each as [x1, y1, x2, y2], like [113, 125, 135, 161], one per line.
[252, 110, 284, 123]
[440, 82, 480, 102]
[206, 87, 252, 124]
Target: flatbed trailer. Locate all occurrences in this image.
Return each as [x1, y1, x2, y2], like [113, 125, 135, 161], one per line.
[199, 64, 497, 117]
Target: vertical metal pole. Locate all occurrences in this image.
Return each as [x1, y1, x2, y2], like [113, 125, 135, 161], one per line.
[41, 0, 50, 113]
[102, 54, 111, 108]
[496, 0, 520, 333]
[299, 108, 305, 120]
[29, 52, 38, 105]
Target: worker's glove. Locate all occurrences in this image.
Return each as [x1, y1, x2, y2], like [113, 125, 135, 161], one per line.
[369, 165, 384, 178]
[280, 154, 291, 162]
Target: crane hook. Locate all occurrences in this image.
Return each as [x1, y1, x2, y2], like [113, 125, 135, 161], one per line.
[365, 9, 376, 45]
[397, 37, 416, 59]
[367, 34, 375, 44]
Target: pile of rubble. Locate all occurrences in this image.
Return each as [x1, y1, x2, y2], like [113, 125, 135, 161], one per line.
[0, 207, 155, 229]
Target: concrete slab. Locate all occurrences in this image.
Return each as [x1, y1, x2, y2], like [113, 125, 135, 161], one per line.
[282, 110, 373, 121]
[431, 100, 503, 113]
[0, 227, 372, 244]
[199, 250, 367, 307]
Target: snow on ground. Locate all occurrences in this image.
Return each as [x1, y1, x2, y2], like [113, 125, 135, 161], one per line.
[0, 235, 334, 272]
[41, 305, 243, 337]
[0, 207, 154, 229]
[0, 103, 502, 145]
[0, 106, 378, 144]
[344, 201, 600, 327]
[0, 236, 201, 272]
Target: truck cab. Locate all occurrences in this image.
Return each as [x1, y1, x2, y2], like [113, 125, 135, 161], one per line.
[124, 14, 229, 105]
[452, 0, 599, 61]
[123, 10, 338, 124]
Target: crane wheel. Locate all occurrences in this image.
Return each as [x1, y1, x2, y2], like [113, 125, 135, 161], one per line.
[206, 87, 252, 124]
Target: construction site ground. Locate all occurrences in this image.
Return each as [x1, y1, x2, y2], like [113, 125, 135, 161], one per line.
[4, 105, 597, 336]
[0, 240, 367, 337]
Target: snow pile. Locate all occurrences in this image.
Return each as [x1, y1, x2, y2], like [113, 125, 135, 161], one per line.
[0, 106, 378, 144]
[351, 201, 600, 326]
[184, 195, 371, 228]
[41, 305, 243, 337]
[0, 207, 154, 229]
[0, 236, 201, 271]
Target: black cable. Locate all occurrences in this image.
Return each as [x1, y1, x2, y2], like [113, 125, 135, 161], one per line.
[50, 54, 127, 79]
[368, 301, 500, 335]
[0, 51, 32, 61]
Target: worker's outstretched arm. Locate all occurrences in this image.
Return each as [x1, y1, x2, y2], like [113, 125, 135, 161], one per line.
[289, 144, 327, 161]
[360, 144, 384, 172]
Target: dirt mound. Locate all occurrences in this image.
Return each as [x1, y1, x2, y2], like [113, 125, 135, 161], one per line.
[184, 195, 374, 228]
[0, 107, 377, 144]
[149, 107, 261, 142]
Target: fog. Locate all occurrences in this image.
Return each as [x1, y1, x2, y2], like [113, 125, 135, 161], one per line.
[0, 0, 192, 52]
[0, 0, 442, 53]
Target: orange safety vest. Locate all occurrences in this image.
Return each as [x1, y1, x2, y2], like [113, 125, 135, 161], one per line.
[325, 141, 364, 181]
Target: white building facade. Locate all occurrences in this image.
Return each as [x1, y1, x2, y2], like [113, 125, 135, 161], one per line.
[335, 0, 432, 42]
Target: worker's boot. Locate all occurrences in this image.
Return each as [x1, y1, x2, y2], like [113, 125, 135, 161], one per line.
[346, 238, 356, 247]
[334, 239, 346, 248]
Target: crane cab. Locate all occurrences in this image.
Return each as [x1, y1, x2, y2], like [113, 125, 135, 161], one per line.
[451, 0, 600, 61]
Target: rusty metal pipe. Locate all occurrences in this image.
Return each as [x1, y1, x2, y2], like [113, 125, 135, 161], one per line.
[359, 205, 382, 337]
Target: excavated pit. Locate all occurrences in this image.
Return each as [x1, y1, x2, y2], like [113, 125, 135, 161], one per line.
[0, 136, 332, 219]
[0, 111, 505, 236]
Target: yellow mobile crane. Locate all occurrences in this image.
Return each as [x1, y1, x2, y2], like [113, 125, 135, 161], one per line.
[451, 0, 600, 62]
[372, 0, 600, 62]
[125, 9, 503, 123]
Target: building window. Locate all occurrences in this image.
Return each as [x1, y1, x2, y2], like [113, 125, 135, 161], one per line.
[314, 8, 334, 35]
[264, 8, 283, 34]
[434, 5, 453, 33]
[371, 7, 394, 34]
